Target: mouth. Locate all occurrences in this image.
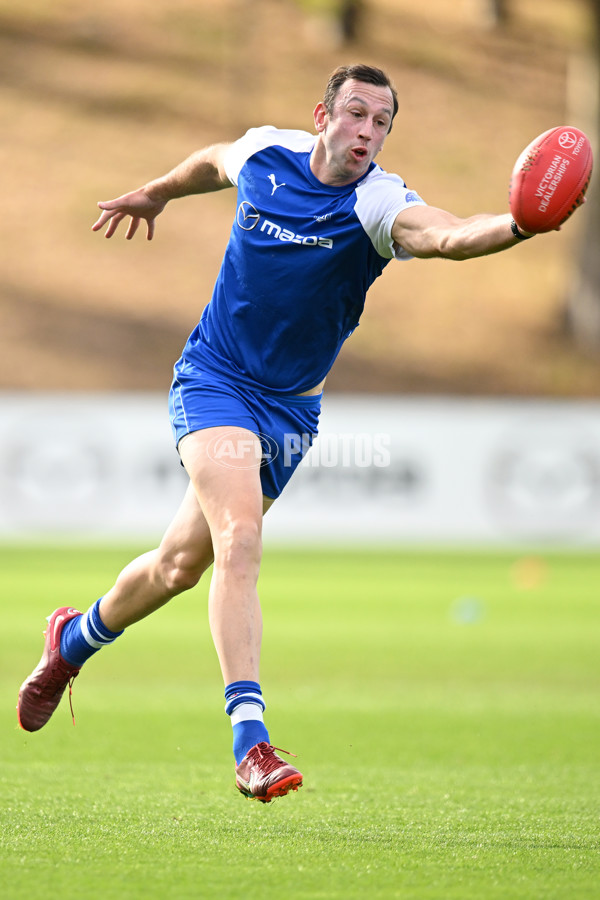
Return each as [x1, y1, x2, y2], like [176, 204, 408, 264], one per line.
[351, 147, 369, 162]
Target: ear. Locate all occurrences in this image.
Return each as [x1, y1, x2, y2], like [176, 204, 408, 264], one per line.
[313, 101, 328, 133]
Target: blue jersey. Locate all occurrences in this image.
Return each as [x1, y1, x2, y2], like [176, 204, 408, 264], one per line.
[181, 126, 426, 395]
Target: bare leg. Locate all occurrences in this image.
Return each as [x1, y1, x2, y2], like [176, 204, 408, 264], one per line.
[99, 482, 214, 632]
[99, 427, 273, 689]
[178, 427, 274, 686]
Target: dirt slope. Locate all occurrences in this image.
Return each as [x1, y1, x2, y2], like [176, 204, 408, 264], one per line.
[0, 0, 597, 395]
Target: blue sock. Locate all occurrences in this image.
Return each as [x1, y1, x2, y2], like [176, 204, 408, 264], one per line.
[225, 680, 270, 764]
[60, 598, 124, 667]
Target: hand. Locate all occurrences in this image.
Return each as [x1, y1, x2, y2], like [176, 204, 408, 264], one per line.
[91, 188, 167, 240]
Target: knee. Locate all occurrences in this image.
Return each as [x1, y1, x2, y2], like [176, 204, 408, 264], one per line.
[214, 518, 262, 571]
[159, 549, 212, 595]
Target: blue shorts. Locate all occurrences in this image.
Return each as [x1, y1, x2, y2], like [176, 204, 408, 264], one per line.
[168, 356, 322, 499]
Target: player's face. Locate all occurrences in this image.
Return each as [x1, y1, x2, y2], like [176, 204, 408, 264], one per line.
[312, 79, 394, 186]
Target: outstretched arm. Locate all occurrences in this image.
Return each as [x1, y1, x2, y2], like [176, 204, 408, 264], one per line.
[92, 142, 233, 240]
[391, 206, 534, 261]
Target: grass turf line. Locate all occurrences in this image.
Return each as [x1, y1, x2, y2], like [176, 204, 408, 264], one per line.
[1, 546, 599, 899]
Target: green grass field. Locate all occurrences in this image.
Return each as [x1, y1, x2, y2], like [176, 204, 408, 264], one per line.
[1, 545, 599, 899]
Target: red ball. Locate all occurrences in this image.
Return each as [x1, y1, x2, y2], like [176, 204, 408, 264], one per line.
[509, 126, 593, 233]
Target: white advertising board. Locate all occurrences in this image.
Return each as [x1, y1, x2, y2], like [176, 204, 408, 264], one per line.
[0, 393, 599, 545]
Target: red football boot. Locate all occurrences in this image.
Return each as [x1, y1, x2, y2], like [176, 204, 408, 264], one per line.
[235, 742, 303, 802]
[17, 607, 82, 732]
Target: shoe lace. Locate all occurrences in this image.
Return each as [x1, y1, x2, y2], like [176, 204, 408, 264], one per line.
[67, 675, 77, 726]
[249, 743, 297, 775]
[45, 659, 79, 726]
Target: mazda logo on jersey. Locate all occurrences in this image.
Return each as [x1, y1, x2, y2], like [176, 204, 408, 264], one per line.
[237, 201, 260, 230]
[236, 201, 334, 249]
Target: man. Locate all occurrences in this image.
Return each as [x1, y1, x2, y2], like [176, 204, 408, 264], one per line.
[18, 64, 542, 802]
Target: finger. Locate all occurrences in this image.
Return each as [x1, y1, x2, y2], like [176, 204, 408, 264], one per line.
[91, 208, 116, 232]
[97, 194, 136, 211]
[146, 218, 155, 241]
[104, 212, 126, 239]
[126, 217, 141, 240]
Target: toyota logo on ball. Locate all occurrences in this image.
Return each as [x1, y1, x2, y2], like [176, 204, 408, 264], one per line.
[558, 131, 577, 149]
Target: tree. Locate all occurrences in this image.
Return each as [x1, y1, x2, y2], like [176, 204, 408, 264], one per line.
[564, 0, 600, 351]
[339, 0, 365, 43]
[473, 0, 510, 29]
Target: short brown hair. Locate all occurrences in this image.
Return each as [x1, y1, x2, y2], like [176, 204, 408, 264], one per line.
[323, 64, 398, 132]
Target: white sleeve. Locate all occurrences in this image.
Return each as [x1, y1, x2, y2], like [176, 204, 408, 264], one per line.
[223, 126, 315, 186]
[354, 169, 427, 260]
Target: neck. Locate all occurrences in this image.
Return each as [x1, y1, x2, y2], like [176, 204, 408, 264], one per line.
[309, 139, 367, 187]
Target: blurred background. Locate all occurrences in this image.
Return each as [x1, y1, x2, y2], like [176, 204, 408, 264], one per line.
[1, 0, 599, 545]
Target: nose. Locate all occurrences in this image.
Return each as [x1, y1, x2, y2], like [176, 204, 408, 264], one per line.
[358, 118, 374, 140]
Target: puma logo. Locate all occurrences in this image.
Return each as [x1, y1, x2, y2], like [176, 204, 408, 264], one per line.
[48, 608, 81, 650]
[268, 173, 286, 195]
[50, 614, 67, 650]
